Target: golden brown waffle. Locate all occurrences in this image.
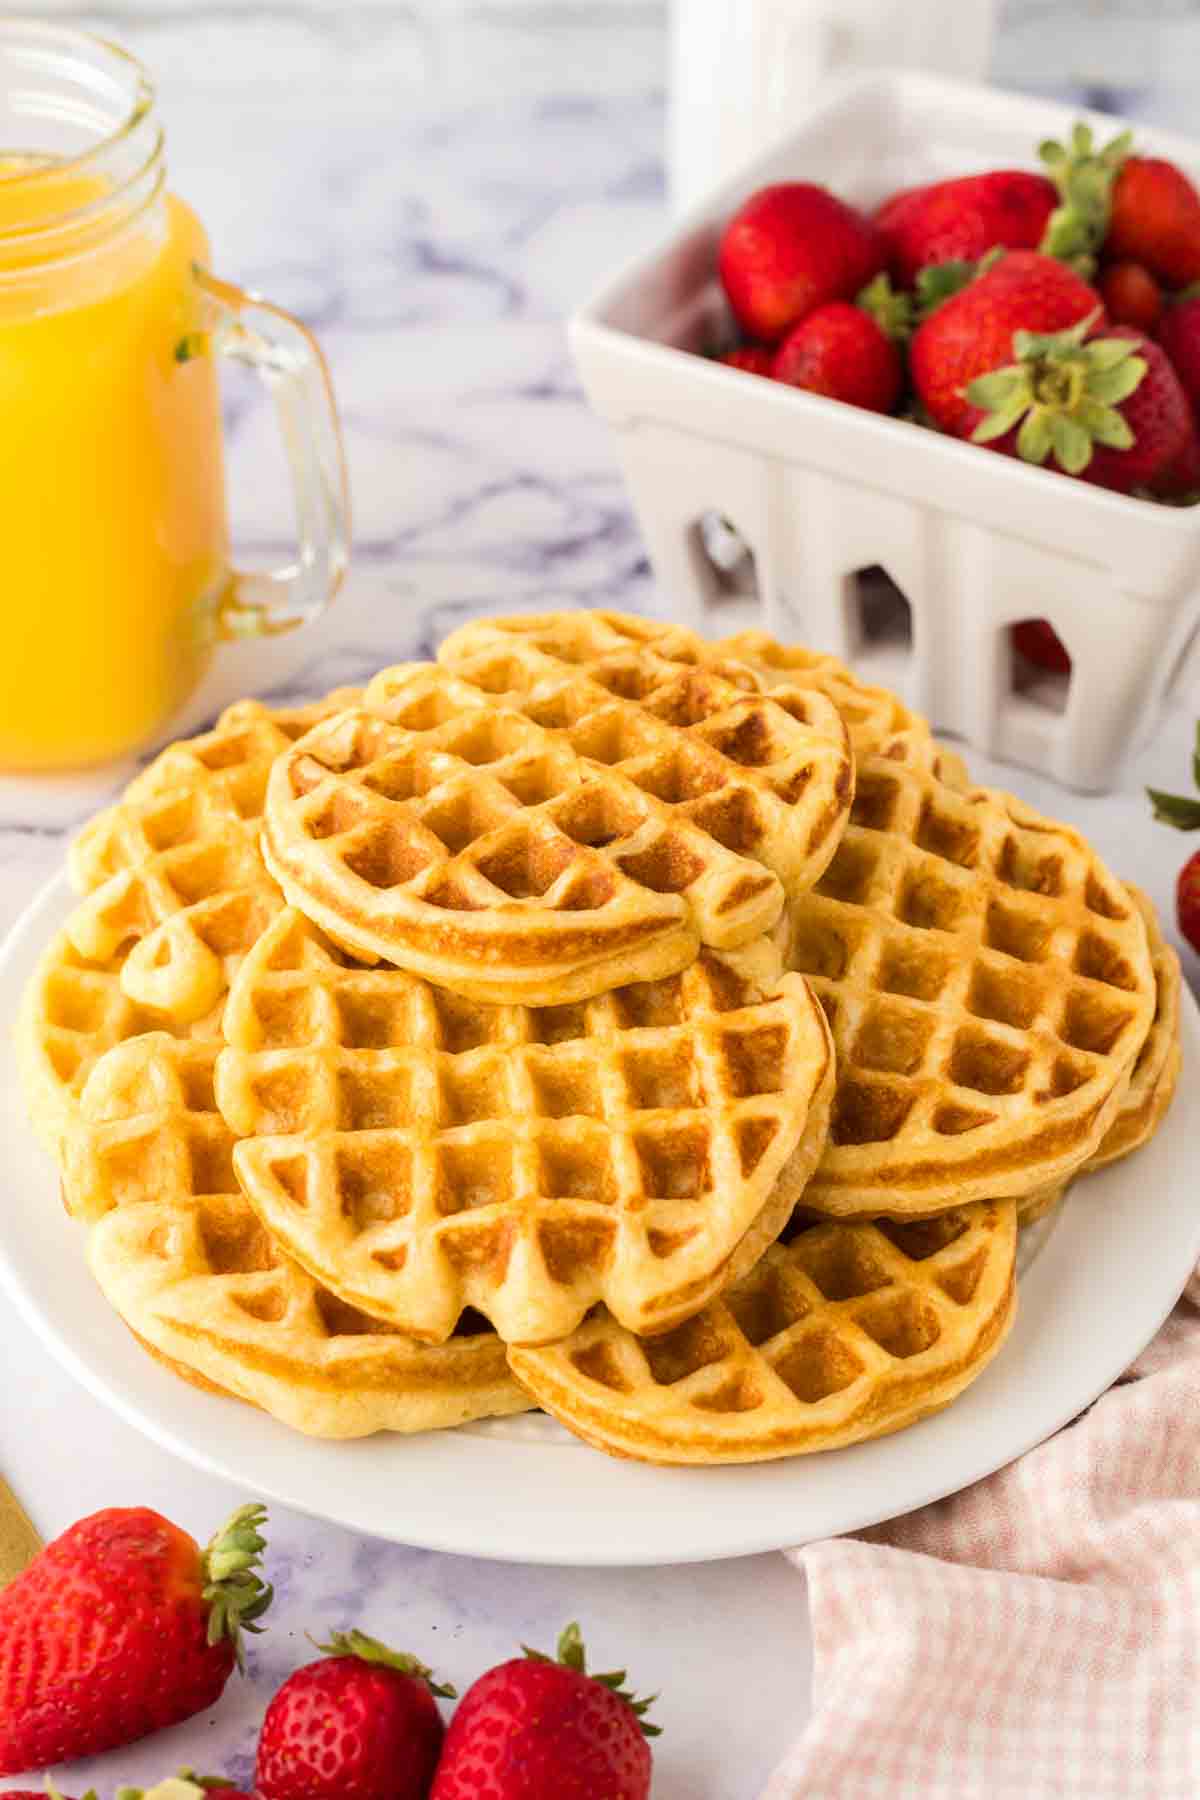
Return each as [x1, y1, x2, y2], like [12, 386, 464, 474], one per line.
[1017, 886, 1182, 1225]
[263, 640, 852, 1001]
[779, 748, 1156, 1216]
[509, 1200, 1016, 1464]
[438, 609, 930, 763]
[66, 690, 359, 1027]
[215, 907, 834, 1345]
[70, 1034, 531, 1438]
[15, 922, 225, 1156]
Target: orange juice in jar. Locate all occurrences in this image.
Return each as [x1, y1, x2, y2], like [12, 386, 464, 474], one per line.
[0, 24, 349, 769]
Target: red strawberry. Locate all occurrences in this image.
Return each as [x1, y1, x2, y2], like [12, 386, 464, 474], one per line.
[430, 1623, 657, 1800]
[1157, 294, 1200, 413]
[1178, 851, 1200, 954]
[1156, 429, 1200, 499]
[718, 183, 885, 342]
[910, 250, 1102, 436]
[1107, 156, 1200, 288]
[716, 345, 774, 377]
[1148, 738, 1200, 952]
[1099, 261, 1163, 333]
[1078, 328, 1191, 493]
[256, 1630, 452, 1800]
[875, 171, 1056, 288]
[962, 318, 1189, 494]
[1012, 619, 1071, 675]
[0, 1505, 271, 1775]
[770, 299, 902, 414]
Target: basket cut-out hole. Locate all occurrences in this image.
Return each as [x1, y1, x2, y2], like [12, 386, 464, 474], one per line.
[690, 512, 759, 606]
[1009, 619, 1071, 717]
[846, 565, 912, 655]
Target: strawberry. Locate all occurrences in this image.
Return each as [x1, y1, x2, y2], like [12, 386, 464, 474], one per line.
[718, 182, 885, 342]
[1099, 261, 1163, 333]
[1012, 619, 1071, 675]
[1178, 851, 1200, 955]
[1156, 429, 1200, 500]
[256, 1630, 453, 1800]
[430, 1623, 657, 1800]
[875, 171, 1057, 288]
[0, 1504, 271, 1775]
[1108, 157, 1200, 288]
[965, 318, 1189, 494]
[1074, 328, 1191, 493]
[716, 344, 774, 376]
[1148, 731, 1200, 953]
[769, 296, 902, 414]
[1157, 294, 1200, 413]
[910, 250, 1102, 437]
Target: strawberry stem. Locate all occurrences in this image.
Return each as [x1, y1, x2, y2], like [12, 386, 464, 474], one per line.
[522, 1622, 662, 1737]
[200, 1503, 273, 1672]
[314, 1628, 456, 1697]
[1038, 120, 1133, 275]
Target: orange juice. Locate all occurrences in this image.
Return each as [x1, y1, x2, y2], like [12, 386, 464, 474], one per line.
[0, 163, 228, 768]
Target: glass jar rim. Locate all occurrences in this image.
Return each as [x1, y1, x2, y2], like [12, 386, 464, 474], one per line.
[0, 19, 163, 257]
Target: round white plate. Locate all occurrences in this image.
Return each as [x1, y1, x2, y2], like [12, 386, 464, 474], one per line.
[2, 872, 1197, 1567]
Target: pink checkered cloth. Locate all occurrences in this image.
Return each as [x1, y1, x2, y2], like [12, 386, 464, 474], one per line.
[764, 1264, 1200, 1800]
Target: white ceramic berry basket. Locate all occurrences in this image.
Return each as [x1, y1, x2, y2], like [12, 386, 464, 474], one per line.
[570, 70, 1200, 793]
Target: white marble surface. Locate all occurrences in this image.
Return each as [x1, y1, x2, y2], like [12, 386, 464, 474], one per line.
[0, 10, 1198, 1798]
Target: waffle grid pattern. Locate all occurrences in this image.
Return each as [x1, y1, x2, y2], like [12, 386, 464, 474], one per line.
[216, 910, 832, 1345]
[66, 690, 359, 1027]
[785, 754, 1156, 1213]
[509, 1201, 1016, 1463]
[432, 615, 853, 895]
[74, 1036, 529, 1437]
[265, 645, 853, 997]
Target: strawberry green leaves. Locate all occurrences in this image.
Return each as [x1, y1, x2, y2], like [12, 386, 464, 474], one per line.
[1148, 721, 1200, 829]
[1039, 121, 1133, 275]
[965, 311, 1147, 473]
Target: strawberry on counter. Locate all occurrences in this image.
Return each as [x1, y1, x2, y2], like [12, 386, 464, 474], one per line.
[0, 1504, 271, 1774]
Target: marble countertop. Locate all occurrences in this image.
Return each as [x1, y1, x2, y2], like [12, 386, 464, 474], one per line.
[1, 10, 1198, 1797]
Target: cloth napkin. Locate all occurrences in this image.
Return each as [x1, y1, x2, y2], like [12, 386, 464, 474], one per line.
[764, 1263, 1200, 1799]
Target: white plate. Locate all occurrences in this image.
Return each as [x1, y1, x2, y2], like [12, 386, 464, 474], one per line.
[1, 872, 1197, 1567]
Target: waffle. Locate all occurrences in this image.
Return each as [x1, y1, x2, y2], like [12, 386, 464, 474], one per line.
[70, 1034, 531, 1438]
[215, 907, 835, 1345]
[779, 747, 1156, 1215]
[15, 921, 225, 1156]
[262, 642, 852, 1001]
[509, 1200, 1016, 1464]
[438, 609, 930, 763]
[716, 631, 932, 760]
[66, 690, 359, 1027]
[1016, 886, 1182, 1225]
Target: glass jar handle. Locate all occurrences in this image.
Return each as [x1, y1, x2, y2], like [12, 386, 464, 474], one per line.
[195, 267, 350, 639]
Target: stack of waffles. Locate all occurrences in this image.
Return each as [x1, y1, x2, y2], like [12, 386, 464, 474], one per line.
[16, 612, 1179, 1464]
